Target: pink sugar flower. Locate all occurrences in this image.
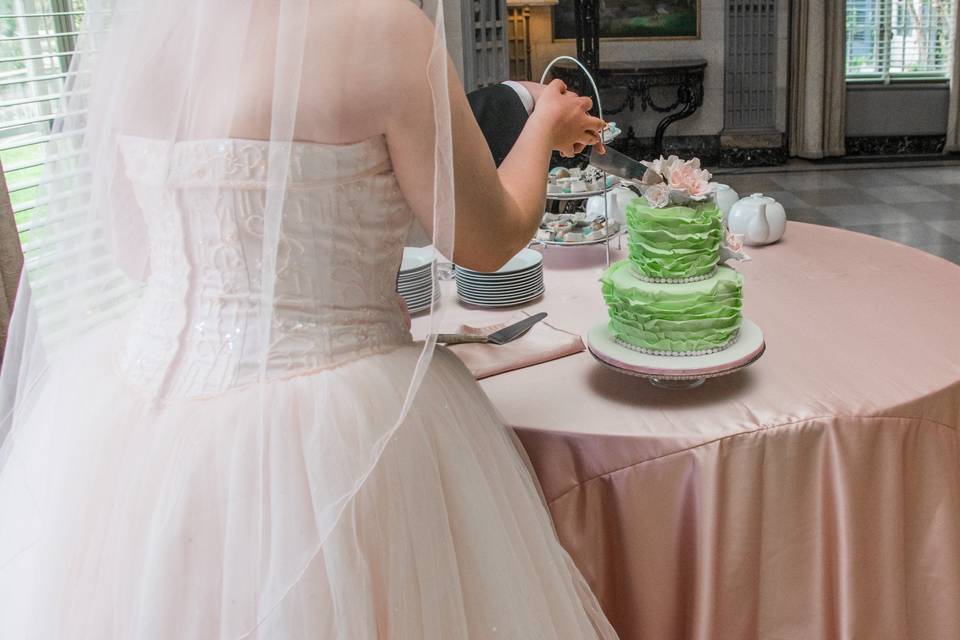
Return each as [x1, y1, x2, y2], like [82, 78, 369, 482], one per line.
[668, 159, 714, 201]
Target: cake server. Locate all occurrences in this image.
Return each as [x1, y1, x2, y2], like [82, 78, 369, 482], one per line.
[588, 145, 647, 182]
[437, 312, 548, 346]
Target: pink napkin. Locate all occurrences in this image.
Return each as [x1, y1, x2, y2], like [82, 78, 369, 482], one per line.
[446, 313, 585, 380]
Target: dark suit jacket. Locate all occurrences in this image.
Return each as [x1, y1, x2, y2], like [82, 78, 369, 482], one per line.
[467, 84, 530, 167]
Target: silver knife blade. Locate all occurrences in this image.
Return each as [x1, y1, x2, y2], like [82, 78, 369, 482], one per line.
[487, 312, 548, 345]
[589, 145, 648, 182]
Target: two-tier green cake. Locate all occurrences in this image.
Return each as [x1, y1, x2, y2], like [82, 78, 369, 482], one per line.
[601, 193, 744, 356]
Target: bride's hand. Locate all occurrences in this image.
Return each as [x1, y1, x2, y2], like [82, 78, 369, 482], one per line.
[528, 79, 606, 158]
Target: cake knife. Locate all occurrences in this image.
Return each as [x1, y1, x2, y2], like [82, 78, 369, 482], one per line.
[437, 312, 548, 346]
[588, 145, 647, 182]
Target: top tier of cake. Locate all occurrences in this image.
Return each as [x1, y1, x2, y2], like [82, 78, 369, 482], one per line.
[626, 197, 724, 281]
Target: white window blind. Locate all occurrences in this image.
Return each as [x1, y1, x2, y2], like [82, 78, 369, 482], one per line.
[0, 1, 140, 341]
[1, 1, 89, 253]
[846, 0, 955, 82]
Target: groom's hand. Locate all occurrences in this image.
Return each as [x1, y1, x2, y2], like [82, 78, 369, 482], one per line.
[529, 80, 606, 158]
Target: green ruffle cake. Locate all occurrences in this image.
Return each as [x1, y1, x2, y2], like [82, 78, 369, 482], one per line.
[626, 197, 724, 281]
[601, 261, 743, 353]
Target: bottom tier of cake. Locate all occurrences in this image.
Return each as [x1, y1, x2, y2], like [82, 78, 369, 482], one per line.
[601, 261, 744, 355]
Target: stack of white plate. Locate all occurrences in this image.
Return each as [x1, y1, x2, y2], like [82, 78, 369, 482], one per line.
[397, 247, 439, 314]
[455, 248, 545, 307]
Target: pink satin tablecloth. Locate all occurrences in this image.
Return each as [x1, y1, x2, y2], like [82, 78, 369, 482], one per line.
[414, 223, 960, 640]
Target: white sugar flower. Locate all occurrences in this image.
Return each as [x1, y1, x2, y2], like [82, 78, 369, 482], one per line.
[640, 155, 683, 181]
[643, 182, 671, 208]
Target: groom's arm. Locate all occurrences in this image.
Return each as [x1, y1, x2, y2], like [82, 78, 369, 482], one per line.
[467, 82, 534, 167]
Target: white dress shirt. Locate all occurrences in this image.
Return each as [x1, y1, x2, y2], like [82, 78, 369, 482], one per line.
[501, 80, 534, 115]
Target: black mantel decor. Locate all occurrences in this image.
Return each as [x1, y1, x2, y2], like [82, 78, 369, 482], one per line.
[551, 59, 707, 158]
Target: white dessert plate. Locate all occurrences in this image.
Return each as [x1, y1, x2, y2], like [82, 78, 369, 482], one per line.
[457, 281, 544, 298]
[455, 271, 543, 289]
[398, 267, 432, 282]
[400, 285, 438, 301]
[405, 302, 434, 313]
[456, 262, 541, 276]
[398, 274, 432, 287]
[456, 273, 543, 289]
[401, 285, 439, 299]
[398, 276, 434, 289]
[407, 291, 441, 314]
[398, 269, 433, 281]
[408, 304, 435, 314]
[399, 279, 432, 289]
[455, 248, 542, 276]
[400, 247, 435, 273]
[457, 284, 544, 303]
[398, 281, 434, 293]
[398, 282, 434, 293]
[458, 273, 541, 288]
[398, 282, 431, 292]
[455, 274, 542, 290]
[457, 275, 543, 294]
[457, 288, 545, 308]
[398, 271, 433, 282]
[401, 294, 436, 308]
[456, 285, 544, 301]
[586, 318, 765, 389]
[399, 288, 433, 299]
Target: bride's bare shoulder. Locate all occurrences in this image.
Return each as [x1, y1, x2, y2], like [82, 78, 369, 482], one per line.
[309, 0, 435, 57]
[299, 0, 438, 140]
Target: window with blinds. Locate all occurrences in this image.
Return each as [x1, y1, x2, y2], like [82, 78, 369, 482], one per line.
[1, 1, 88, 250]
[846, 0, 955, 82]
[0, 2, 142, 341]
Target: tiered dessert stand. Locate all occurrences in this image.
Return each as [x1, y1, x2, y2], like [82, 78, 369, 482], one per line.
[531, 56, 624, 267]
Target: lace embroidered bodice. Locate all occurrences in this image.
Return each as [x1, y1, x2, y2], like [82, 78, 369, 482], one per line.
[117, 135, 415, 399]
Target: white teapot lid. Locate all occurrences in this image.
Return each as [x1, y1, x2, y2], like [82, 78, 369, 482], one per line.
[742, 192, 776, 203]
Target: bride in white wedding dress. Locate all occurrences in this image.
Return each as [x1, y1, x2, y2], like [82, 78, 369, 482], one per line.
[0, 1, 617, 638]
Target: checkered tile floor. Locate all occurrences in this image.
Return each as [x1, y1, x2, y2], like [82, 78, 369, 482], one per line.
[719, 166, 960, 265]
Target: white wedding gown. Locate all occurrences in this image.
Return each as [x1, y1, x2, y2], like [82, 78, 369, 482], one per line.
[0, 135, 618, 639]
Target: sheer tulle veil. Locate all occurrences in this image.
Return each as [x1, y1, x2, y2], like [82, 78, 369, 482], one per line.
[0, 0, 454, 636]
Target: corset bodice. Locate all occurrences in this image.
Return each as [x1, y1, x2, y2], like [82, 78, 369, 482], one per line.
[117, 135, 415, 399]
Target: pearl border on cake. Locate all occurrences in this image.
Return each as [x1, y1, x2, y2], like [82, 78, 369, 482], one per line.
[614, 330, 741, 357]
[629, 265, 719, 285]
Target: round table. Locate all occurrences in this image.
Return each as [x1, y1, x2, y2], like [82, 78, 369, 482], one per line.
[417, 222, 960, 640]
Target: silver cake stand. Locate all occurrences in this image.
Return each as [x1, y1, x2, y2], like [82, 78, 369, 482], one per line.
[586, 319, 766, 389]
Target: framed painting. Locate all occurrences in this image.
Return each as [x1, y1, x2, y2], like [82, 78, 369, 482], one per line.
[552, 0, 700, 41]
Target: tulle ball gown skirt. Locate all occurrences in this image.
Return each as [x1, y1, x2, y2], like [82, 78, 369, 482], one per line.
[0, 330, 618, 639]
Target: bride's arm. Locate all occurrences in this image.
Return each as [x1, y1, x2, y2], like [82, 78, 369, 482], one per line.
[380, 2, 604, 272]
